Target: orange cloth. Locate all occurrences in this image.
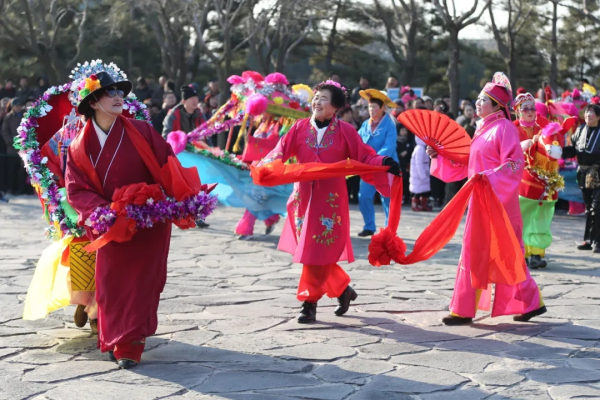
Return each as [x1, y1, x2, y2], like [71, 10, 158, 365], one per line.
[297, 264, 350, 303]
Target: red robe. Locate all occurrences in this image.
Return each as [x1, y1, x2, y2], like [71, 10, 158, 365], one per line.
[65, 117, 173, 353]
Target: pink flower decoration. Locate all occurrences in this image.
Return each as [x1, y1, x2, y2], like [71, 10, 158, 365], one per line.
[245, 94, 268, 116]
[265, 73, 289, 86]
[227, 75, 245, 85]
[572, 88, 581, 99]
[166, 130, 188, 155]
[535, 101, 549, 118]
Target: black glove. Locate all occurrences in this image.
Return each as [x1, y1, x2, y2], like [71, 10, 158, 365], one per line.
[383, 157, 401, 176]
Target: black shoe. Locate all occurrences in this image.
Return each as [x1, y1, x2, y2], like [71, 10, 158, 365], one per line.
[529, 255, 547, 269]
[578, 242, 593, 250]
[196, 221, 210, 229]
[442, 314, 473, 326]
[357, 230, 374, 237]
[118, 359, 138, 369]
[513, 306, 547, 322]
[265, 224, 276, 235]
[334, 286, 358, 316]
[73, 305, 88, 328]
[108, 351, 116, 362]
[297, 302, 317, 324]
[594, 247, 600, 254]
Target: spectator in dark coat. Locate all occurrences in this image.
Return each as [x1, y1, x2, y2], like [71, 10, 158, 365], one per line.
[0, 79, 16, 99]
[134, 77, 154, 102]
[34, 76, 50, 98]
[2, 98, 28, 194]
[350, 77, 370, 105]
[16, 77, 34, 100]
[396, 124, 415, 204]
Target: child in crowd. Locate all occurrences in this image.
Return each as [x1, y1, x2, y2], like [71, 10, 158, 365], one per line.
[409, 136, 431, 211]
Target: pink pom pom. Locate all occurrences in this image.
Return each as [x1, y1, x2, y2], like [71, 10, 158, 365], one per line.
[166, 130, 188, 155]
[572, 88, 581, 99]
[227, 75, 245, 85]
[542, 122, 561, 137]
[264, 73, 289, 86]
[245, 94, 268, 116]
[242, 71, 264, 83]
[535, 101, 549, 118]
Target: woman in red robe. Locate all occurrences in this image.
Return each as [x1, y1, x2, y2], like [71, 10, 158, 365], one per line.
[257, 81, 400, 323]
[65, 67, 173, 369]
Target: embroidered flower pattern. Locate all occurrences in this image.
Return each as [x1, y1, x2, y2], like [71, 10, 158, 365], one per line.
[312, 192, 342, 246]
[291, 191, 303, 239]
[326, 192, 339, 208]
[306, 117, 338, 154]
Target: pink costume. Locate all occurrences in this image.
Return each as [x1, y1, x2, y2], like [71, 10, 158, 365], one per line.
[258, 116, 386, 302]
[431, 110, 544, 318]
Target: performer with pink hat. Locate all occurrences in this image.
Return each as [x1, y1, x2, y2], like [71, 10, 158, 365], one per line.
[427, 73, 547, 325]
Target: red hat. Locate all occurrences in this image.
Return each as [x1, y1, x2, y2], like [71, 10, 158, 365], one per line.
[482, 72, 513, 117]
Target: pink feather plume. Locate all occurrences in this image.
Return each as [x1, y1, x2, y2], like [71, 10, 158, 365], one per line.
[227, 75, 245, 85]
[166, 130, 188, 155]
[541, 122, 561, 137]
[245, 94, 268, 116]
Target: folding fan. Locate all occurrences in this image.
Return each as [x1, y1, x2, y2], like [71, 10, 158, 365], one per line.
[398, 109, 471, 164]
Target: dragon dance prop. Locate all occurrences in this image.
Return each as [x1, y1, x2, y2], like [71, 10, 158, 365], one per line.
[171, 71, 312, 218]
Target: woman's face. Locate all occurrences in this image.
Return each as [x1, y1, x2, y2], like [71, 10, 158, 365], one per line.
[90, 86, 124, 116]
[476, 93, 498, 118]
[368, 102, 381, 119]
[518, 100, 536, 123]
[399, 127, 408, 137]
[464, 105, 475, 119]
[312, 89, 337, 121]
[434, 104, 444, 113]
[585, 108, 599, 127]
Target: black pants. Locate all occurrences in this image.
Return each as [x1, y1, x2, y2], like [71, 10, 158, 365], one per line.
[443, 178, 468, 206]
[430, 176, 445, 205]
[0, 153, 8, 193]
[346, 175, 360, 204]
[5, 154, 28, 195]
[582, 188, 600, 246]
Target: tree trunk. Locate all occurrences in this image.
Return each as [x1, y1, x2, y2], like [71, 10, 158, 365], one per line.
[324, 0, 343, 71]
[447, 30, 460, 117]
[550, 1, 558, 91]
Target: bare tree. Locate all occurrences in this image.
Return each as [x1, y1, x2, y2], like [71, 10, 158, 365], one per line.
[0, 0, 87, 82]
[364, 0, 420, 85]
[488, 0, 537, 90]
[432, 0, 492, 116]
[247, 0, 316, 74]
[138, 0, 196, 87]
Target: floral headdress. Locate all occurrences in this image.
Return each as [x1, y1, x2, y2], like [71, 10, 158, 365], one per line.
[68, 60, 128, 106]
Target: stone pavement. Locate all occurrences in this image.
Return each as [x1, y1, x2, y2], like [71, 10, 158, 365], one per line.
[1, 195, 600, 400]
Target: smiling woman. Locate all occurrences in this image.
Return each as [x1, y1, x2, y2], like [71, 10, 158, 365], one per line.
[256, 80, 400, 324]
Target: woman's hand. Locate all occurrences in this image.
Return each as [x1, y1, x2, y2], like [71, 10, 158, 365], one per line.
[400, 151, 407, 157]
[426, 146, 438, 159]
[521, 139, 533, 152]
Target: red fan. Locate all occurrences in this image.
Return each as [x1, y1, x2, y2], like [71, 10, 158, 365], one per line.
[398, 110, 471, 164]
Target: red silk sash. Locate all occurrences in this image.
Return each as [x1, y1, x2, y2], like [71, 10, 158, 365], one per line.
[252, 162, 527, 289]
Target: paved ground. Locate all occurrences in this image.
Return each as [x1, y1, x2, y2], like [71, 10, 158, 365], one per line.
[1, 195, 600, 400]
